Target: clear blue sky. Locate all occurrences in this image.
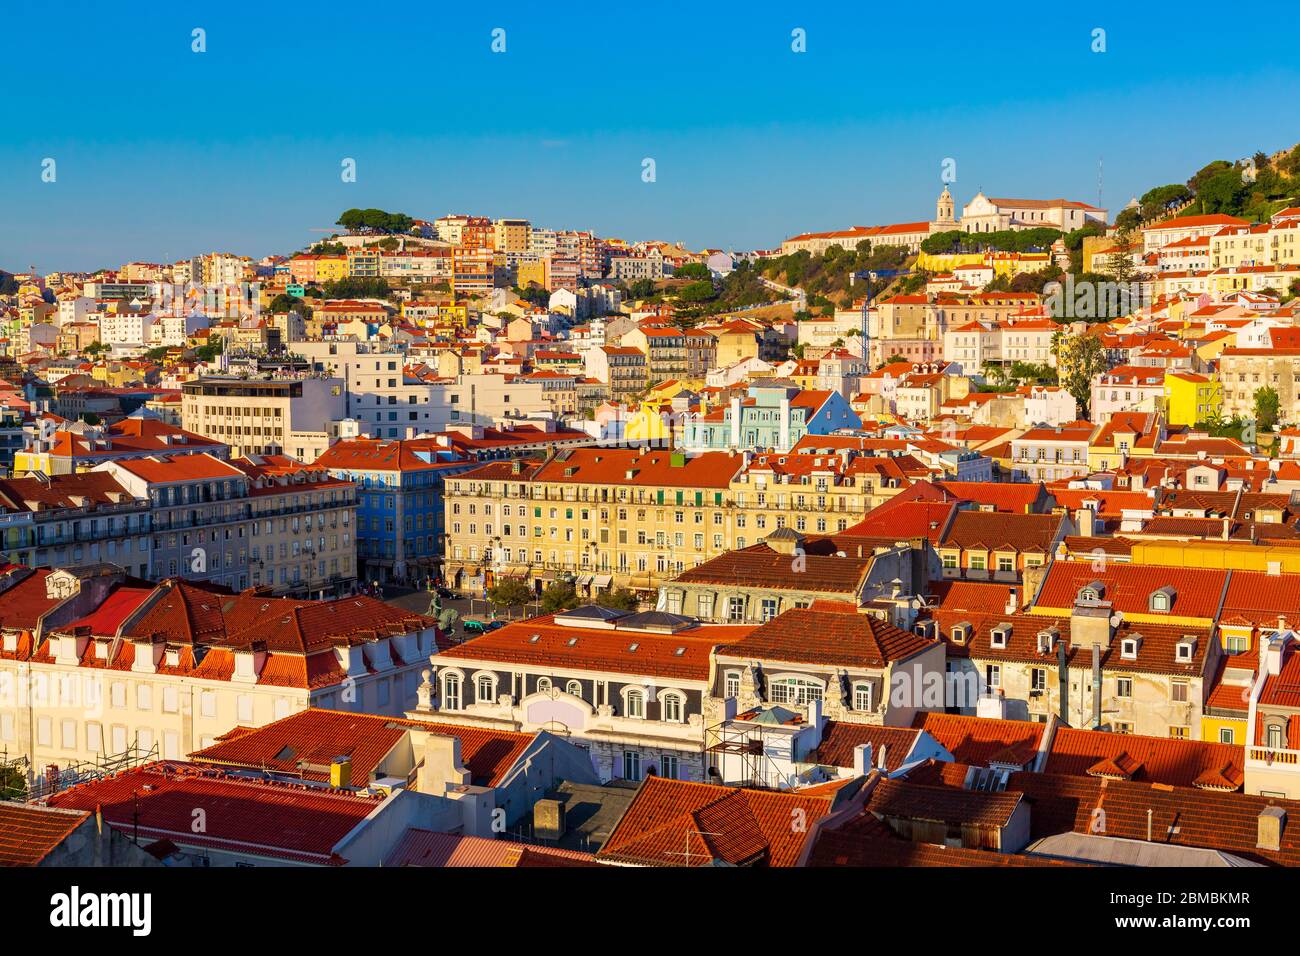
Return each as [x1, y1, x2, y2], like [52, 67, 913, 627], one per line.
[3, 0, 1298, 272]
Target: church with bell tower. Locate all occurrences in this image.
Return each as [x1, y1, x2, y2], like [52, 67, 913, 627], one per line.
[928, 185, 959, 235]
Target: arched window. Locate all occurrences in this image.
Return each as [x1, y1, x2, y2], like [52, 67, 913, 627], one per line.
[1268, 723, 1285, 749]
[536, 677, 552, 694]
[476, 674, 494, 704]
[663, 693, 683, 722]
[566, 680, 583, 698]
[626, 689, 645, 718]
[853, 683, 873, 711]
[443, 673, 462, 711]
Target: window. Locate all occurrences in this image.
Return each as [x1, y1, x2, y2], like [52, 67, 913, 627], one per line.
[1267, 724, 1285, 749]
[477, 675, 494, 703]
[1031, 668, 1046, 692]
[724, 671, 741, 698]
[536, 677, 552, 694]
[660, 755, 679, 779]
[1116, 677, 1133, 698]
[1171, 681, 1189, 703]
[760, 598, 779, 622]
[443, 673, 462, 710]
[1168, 725, 1190, 740]
[663, 693, 684, 722]
[622, 750, 642, 780]
[853, 683, 873, 711]
[1219, 727, 1236, 745]
[727, 596, 745, 622]
[770, 677, 823, 705]
[985, 664, 1001, 689]
[566, 680, 583, 698]
[626, 690, 645, 718]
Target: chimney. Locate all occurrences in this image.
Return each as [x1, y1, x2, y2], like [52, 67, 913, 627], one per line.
[417, 733, 471, 796]
[852, 742, 874, 776]
[533, 798, 567, 841]
[1265, 637, 1285, 677]
[1258, 807, 1286, 852]
[330, 756, 352, 789]
[1076, 506, 1095, 537]
[1005, 588, 1018, 615]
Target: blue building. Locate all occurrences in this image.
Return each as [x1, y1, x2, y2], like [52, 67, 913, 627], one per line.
[682, 383, 861, 453]
[316, 438, 477, 587]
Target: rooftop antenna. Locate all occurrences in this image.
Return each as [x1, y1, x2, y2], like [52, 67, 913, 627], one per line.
[1098, 157, 1104, 213]
[664, 829, 723, 867]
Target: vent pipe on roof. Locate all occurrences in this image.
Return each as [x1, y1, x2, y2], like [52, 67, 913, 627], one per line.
[1092, 644, 1102, 729]
[1057, 638, 1069, 725]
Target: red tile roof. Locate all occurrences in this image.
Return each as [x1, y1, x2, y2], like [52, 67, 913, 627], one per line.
[439, 614, 752, 681]
[714, 604, 938, 669]
[911, 713, 1046, 768]
[809, 723, 923, 772]
[1044, 727, 1244, 790]
[190, 708, 535, 787]
[383, 829, 600, 867]
[1007, 771, 1300, 866]
[1034, 560, 1227, 620]
[597, 776, 837, 867]
[0, 804, 89, 866]
[46, 762, 383, 865]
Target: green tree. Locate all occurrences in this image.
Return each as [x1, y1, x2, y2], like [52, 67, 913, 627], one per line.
[487, 577, 533, 611]
[1254, 386, 1281, 432]
[674, 262, 711, 281]
[676, 280, 716, 303]
[195, 334, 224, 363]
[540, 580, 580, 613]
[1195, 168, 1249, 216]
[596, 588, 639, 611]
[270, 292, 310, 316]
[0, 762, 26, 800]
[1057, 334, 1108, 414]
[627, 278, 657, 299]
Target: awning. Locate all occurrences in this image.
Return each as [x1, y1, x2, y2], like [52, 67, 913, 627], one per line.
[576, 574, 593, 587]
[535, 570, 558, 581]
[593, 574, 613, 588]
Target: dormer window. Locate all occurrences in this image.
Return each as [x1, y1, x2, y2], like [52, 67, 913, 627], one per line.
[1176, 637, 1196, 663]
[1036, 629, 1058, 654]
[1149, 587, 1174, 613]
[951, 622, 971, 645]
[1077, 581, 1105, 603]
[1120, 636, 1141, 660]
[990, 624, 1011, 649]
[914, 619, 936, 639]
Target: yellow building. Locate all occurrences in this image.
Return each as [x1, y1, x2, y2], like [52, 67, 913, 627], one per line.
[1164, 371, 1222, 427]
[516, 260, 548, 290]
[623, 404, 676, 445]
[442, 449, 746, 598]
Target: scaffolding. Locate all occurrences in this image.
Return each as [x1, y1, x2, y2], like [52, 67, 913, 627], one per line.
[0, 742, 159, 803]
[704, 719, 794, 791]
